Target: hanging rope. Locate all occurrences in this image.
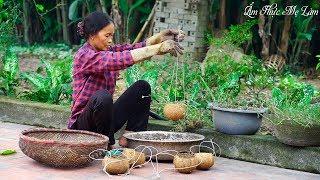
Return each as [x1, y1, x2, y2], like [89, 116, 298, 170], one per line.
[168, 25, 186, 105]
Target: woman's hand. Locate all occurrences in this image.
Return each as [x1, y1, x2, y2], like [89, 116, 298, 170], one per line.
[131, 40, 184, 63]
[146, 29, 185, 46]
[158, 40, 184, 57]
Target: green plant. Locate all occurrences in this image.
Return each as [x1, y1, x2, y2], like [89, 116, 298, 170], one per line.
[124, 62, 159, 101]
[0, 1, 20, 49]
[271, 75, 316, 107]
[208, 20, 258, 47]
[172, 105, 212, 132]
[289, 14, 316, 66]
[267, 75, 319, 127]
[20, 58, 72, 104]
[268, 104, 320, 127]
[125, 55, 204, 106]
[0, 49, 19, 96]
[204, 51, 275, 109]
[124, 55, 212, 131]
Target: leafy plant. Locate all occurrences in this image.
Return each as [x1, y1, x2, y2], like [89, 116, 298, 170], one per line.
[172, 105, 212, 132]
[268, 103, 320, 127]
[69, 0, 109, 21]
[0, 49, 19, 96]
[121, 0, 150, 40]
[208, 20, 258, 47]
[204, 51, 275, 109]
[267, 75, 320, 127]
[124, 55, 212, 131]
[289, 14, 316, 66]
[271, 75, 316, 107]
[124, 62, 159, 101]
[10, 43, 73, 59]
[20, 58, 72, 104]
[0, 1, 20, 49]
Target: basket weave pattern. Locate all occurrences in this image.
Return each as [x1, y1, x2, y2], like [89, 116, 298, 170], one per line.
[19, 128, 108, 167]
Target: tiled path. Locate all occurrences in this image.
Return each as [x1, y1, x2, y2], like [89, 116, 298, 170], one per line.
[0, 122, 319, 180]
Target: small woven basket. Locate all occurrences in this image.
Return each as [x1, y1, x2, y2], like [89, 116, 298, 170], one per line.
[19, 128, 109, 168]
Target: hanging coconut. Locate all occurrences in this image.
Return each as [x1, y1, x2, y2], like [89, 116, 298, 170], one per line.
[195, 153, 214, 170]
[122, 148, 146, 166]
[102, 155, 130, 175]
[163, 103, 186, 121]
[173, 152, 199, 174]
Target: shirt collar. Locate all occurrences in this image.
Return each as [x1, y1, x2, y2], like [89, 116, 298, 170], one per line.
[85, 42, 98, 52]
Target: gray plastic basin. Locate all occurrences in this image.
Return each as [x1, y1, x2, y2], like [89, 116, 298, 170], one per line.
[209, 103, 267, 135]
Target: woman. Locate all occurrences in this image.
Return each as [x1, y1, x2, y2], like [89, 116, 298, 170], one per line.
[68, 11, 185, 149]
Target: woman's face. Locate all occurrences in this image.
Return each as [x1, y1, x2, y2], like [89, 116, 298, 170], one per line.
[90, 23, 115, 51]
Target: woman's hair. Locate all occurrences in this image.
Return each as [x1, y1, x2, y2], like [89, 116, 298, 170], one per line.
[77, 11, 114, 39]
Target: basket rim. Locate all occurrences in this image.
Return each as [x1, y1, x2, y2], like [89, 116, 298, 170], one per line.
[123, 131, 205, 143]
[20, 128, 109, 146]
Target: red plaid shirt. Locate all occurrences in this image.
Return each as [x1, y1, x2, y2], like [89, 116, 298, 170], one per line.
[68, 41, 146, 129]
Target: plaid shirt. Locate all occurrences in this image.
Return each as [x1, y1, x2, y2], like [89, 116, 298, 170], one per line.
[68, 41, 146, 129]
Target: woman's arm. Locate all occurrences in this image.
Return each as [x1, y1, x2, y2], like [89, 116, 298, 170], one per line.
[131, 40, 184, 63]
[146, 29, 185, 46]
[108, 29, 185, 52]
[108, 41, 146, 52]
[76, 49, 135, 73]
[76, 40, 183, 74]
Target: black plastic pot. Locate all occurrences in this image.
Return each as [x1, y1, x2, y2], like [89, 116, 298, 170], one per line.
[209, 103, 267, 135]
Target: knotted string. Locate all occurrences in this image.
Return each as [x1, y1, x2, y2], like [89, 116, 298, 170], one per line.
[88, 139, 220, 178]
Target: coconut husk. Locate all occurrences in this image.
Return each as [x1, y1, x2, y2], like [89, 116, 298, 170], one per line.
[173, 152, 199, 174]
[195, 153, 214, 170]
[102, 155, 129, 175]
[163, 103, 186, 121]
[122, 148, 146, 166]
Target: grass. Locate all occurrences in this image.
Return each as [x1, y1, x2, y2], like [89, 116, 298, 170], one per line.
[266, 104, 320, 127]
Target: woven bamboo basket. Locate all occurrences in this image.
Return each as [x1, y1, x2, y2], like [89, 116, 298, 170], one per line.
[19, 128, 109, 168]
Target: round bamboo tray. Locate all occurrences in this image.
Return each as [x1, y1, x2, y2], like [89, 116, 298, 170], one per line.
[19, 128, 109, 167]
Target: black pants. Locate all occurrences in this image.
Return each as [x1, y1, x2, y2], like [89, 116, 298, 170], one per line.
[71, 80, 151, 145]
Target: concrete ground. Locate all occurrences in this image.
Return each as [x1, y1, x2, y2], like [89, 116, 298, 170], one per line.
[0, 122, 319, 180]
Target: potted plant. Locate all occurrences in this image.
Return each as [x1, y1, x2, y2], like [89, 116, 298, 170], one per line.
[265, 75, 320, 146]
[204, 55, 274, 135]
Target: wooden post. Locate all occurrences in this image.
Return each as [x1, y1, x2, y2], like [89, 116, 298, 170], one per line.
[56, 0, 62, 41]
[111, 0, 122, 43]
[278, 14, 292, 58]
[23, 0, 31, 45]
[258, 14, 272, 60]
[219, 0, 226, 29]
[61, 0, 71, 44]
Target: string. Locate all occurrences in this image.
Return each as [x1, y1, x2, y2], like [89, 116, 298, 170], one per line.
[168, 56, 177, 102]
[199, 139, 222, 157]
[88, 139, 221, 178]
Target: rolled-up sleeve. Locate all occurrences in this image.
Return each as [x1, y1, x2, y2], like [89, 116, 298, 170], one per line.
[108, 41, 146, 52]
[78, 49, 135, 73]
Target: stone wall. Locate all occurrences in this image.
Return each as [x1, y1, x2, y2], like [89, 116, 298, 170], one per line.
[153, 0, 210, 61]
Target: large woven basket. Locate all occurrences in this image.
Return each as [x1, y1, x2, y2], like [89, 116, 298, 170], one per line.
[274, 122, 320, 146]
[19, 128, 109, 168]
